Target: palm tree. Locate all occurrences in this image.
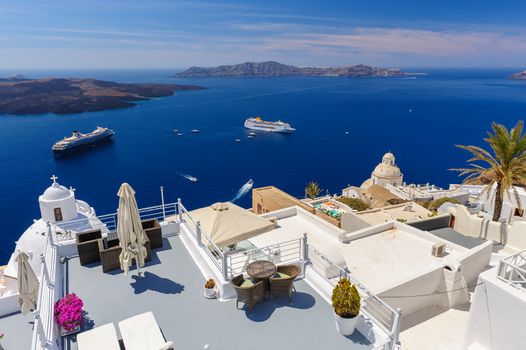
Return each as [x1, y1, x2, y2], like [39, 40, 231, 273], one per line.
[453, 120, 526, 222]
[305, 181, 321, 199]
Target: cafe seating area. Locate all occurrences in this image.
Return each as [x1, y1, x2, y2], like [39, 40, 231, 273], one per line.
[230, 260, 300, 312]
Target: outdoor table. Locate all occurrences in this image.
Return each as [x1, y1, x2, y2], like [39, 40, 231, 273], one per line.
[246, 260, 277, 297]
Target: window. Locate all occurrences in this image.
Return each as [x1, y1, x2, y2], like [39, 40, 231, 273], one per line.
[256, 204, 262, 214]
[514, 208, 524, 217]
[54, 207, 63, 221]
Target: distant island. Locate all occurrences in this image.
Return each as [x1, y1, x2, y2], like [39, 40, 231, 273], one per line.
[510, 71, 526, 80]
[174, 61, 413, 78]
[0, 78, 204, 115]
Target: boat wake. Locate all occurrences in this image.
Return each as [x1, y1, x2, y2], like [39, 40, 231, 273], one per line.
[231, 179, 253, 202]
[179, 172, 198, 182]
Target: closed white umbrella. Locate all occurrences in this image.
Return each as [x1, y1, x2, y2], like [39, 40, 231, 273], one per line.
[16, 251, 39, 315]
[117, 183, 147, 276]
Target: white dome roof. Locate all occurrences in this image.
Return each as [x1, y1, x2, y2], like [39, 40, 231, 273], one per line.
[41, 182, 72, 201]
[373, 163, 402, 178]
[383, 152, 395, 162]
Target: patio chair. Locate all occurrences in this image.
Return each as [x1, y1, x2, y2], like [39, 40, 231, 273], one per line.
[77, 323, 120, 350]
[142, 218, 163, 249]
[98, 236, 152, 273]
[230, 274, 265, 312]
[270, 265, 300, 304]
[118, 311, 174, 350]
[76, 229, 102, 266]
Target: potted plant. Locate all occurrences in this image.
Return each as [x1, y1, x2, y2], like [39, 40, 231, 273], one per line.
[204, 278, 217, 299]
[332, 278, 361, 335]
[54, 293, 84, 336]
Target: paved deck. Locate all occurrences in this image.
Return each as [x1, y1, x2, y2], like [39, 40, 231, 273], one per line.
[429, 227, 487, 249]
[66, 236, 373, 350]
[0, 311, 34, 349]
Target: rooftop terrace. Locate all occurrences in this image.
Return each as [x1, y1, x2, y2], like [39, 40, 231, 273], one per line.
[65, 236, 374, 350]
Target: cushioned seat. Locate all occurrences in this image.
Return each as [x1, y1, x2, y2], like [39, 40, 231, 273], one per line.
[77, 323, 120, 350]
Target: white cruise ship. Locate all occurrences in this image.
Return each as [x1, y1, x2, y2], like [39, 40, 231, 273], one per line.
[244, 117, 295, 133]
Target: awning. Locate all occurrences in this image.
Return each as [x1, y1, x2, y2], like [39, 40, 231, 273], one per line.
[190, 202, 276, 248]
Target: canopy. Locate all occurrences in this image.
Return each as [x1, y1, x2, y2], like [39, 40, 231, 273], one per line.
[117, 183, 147, 276]
[16, 251, 39, 315]
[190, 202, 276, 248]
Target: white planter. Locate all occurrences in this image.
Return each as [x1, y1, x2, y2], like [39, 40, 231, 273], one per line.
[333, 310, 359, 336]
[204, 287, 217, 299]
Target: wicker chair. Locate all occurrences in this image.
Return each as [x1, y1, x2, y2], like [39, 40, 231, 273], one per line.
[76, 229, 103, 266]
[270, 265, 300, 304]
[230, 274, 265, 312]
[142, 219, 163, 249]
[98, 237, 152, 273]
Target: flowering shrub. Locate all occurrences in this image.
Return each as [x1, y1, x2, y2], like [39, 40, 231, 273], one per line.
[54, 293, 83, 332]
[0, 331, 4, 339]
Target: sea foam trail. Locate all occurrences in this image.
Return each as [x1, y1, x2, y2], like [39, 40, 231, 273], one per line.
[231, 179, 253, 202]
[178, 172, 198, 182]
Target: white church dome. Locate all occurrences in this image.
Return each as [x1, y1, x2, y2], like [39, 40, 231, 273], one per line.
[42, 182, 72, 201]
[372, 152, 401, 179]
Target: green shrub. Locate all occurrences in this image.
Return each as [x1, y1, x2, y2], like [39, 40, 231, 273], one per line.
[337, 197, 369, 211]
[331, 279, 361, 318]
[305, 181, 322, 199]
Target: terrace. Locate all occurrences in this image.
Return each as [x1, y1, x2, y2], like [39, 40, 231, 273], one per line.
[6, 200, 399, 350]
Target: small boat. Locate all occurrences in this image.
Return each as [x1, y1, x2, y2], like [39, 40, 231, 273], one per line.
[176, 132, 183, 136]
[409, 109, 413, 112]
[247, 135, 254, 139]
[345, 131, 350, 135]
[235, 139, 241, 143]
[248, 132, 256, 136]
[173, 129, 179, 133]
[191, 129, 200, 134]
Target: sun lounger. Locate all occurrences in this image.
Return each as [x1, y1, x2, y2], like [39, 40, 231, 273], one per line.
[119, 311, 174, 350]
[77, 323, 120, 350]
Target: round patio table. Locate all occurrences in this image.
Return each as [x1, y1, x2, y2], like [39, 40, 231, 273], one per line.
[246, 260, 277, 296]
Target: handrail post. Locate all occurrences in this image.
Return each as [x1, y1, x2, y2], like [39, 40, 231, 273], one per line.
[196, 221, 202, 246]
[34, 310, 47, 347]
[222, 252, 230, 281]
[177, 198, 183, 222]
[46, 222, 54, 246]
[390, 307, 402, 349]
[160, 186, 166, 219]
[302, 233, 308, 261]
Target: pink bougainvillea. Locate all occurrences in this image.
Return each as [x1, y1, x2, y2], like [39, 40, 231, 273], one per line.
[54, 293, 83, 332]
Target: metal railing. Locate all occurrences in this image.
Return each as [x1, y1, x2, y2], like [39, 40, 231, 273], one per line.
[178, 200, 226, 277]
[306, 243, 401, 350]
[497, 250, 526, 290]
[225, 238, 303, 278]
[51, 202, 178, 241]
[31, 224, 60, 350]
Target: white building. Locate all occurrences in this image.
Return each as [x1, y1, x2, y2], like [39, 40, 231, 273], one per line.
[450, 184, 526, 223]
[361, 152, 403, 190]
[385, 183, 470, 204]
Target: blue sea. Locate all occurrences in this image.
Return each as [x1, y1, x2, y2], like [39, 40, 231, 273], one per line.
[1, 68, 525, 263]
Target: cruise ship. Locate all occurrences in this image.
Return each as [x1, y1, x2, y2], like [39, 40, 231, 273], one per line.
[244, 117, 295, 133]
[1, 175, 525, 350]
[52, 126, 115, 153]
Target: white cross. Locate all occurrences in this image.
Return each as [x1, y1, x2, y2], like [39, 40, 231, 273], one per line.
[50, 175, 58, 183]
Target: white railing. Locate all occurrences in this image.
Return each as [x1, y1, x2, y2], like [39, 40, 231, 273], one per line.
[497, 250, 526, 290]
[31, 224, 61, 350]
[225, 238, 303, 278]
[178, 201, 226, 277]
[52, 202, 178, 241]
[306, 243, 401, 350]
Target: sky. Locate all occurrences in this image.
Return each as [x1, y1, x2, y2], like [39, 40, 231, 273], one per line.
[1, 0, 526, 69]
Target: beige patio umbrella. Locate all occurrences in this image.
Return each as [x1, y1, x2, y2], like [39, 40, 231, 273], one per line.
[190, 202, 276, 248]
[16, 251, 39, 315]
[117, 183, 147, 276]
